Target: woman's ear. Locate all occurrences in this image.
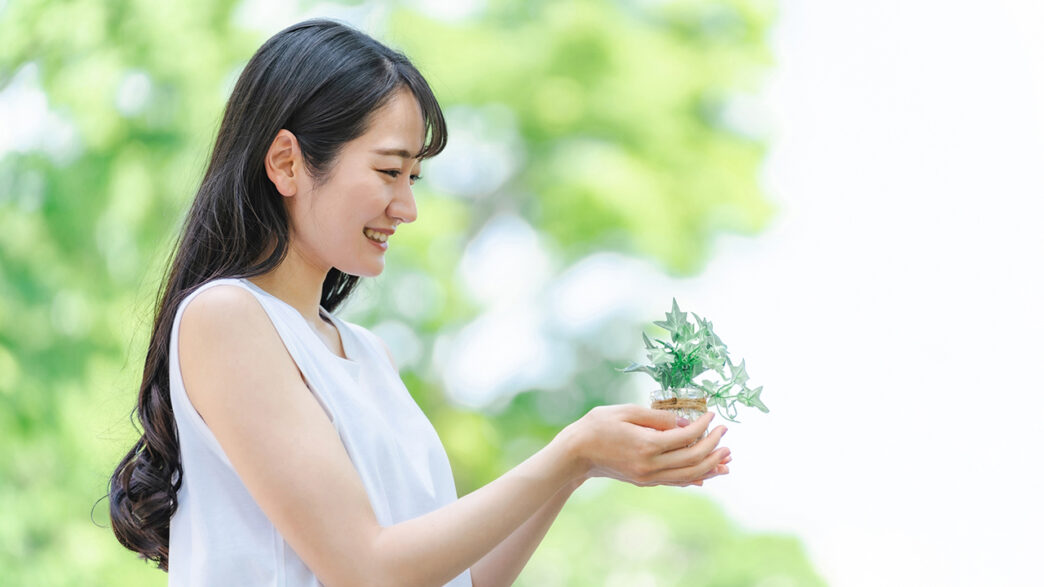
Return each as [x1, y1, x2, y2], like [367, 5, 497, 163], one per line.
[265, 129, 301, 197]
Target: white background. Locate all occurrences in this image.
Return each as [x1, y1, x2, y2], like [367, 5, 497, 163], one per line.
[692, 1, 1044, 585]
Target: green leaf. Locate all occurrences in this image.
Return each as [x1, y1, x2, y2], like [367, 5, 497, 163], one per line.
[652, 297, 690, 339]
[648, 347, 672, 365]
[741, 386, 769, 413]
[619, 362, 655, 376]
[730, 359, 749, 386]
[677, 339, 695, 355]
[666, 297, 687, 325]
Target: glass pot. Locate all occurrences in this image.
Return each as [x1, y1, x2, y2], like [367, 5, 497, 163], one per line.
[650, 388, 708, 437]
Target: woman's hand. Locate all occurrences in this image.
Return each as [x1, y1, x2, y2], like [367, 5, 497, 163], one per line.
[562, 405, 730, 487]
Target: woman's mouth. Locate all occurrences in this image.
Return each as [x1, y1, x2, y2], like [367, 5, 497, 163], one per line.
[363, 227, 389, 243]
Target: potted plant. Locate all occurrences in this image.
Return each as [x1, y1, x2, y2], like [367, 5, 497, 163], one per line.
[622, 299, 768, 427]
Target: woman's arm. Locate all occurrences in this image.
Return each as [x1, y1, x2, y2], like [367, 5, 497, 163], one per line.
[469, 477, 582, 587]
[375, 323, 581, 585]
[180, 286, 728, 587]
[469, 422, 731, 586]
[374, 323, 587, 585]
[469, 442, 732, 586]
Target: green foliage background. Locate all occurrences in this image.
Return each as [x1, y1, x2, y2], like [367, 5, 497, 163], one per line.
[0, 0, 823, 584]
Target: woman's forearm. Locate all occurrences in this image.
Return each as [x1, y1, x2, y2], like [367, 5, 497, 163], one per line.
[342, 405, 722, 587]
[368, 427, 585, 587]
[469, 477, 583, 587]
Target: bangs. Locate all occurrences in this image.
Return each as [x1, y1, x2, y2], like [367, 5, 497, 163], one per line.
[394, 64, 447, 160]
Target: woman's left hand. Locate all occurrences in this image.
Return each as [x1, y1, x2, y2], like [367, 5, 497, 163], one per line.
[666, 454, 731, 487]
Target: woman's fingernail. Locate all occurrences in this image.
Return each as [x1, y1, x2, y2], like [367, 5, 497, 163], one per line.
[677, 417, 690, 427]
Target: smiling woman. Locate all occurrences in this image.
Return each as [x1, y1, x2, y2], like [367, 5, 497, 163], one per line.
[258, 89, 424, 279]
[107, 17, 731, 587]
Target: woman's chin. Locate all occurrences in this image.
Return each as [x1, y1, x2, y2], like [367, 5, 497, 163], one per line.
[339, 261, 384, 278]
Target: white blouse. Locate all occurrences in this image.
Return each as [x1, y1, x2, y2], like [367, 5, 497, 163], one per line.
[167, 277, 472, 586]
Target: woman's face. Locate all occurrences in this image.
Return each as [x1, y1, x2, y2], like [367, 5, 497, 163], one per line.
[288, 88, 425, 277]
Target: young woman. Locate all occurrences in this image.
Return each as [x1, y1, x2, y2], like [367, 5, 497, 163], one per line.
[108, 18, 731, 586]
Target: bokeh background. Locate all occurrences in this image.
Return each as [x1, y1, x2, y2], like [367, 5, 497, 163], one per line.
[1, 0, 1041, 586]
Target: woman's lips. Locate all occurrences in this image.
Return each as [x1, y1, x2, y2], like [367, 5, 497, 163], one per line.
[363, 227, 390, 250]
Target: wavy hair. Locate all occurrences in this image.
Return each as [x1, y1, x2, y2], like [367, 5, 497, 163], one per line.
[107, 18, 447, 570]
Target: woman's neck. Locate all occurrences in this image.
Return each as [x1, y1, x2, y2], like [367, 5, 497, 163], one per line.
[246, 243, 328, 327]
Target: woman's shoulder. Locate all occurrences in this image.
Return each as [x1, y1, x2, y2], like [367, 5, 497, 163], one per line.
[178, 280, 275, 355]
[174, 278, 258, 319]
[186, 278, 255, 305]
[177, 281, 302, 409]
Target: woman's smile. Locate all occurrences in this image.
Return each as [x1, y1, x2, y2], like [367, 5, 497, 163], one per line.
[363, 227, 392, 250]
[363, 227, 391, 243]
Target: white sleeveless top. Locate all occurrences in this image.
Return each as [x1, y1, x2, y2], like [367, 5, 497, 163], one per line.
[167, 278, 472, 586]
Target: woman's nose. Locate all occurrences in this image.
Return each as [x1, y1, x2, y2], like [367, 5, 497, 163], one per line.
[389, 183, 418, 224]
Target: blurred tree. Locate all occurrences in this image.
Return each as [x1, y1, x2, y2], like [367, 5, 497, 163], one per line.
[0, 0, 816, 585]
[390, 0, 774, 271]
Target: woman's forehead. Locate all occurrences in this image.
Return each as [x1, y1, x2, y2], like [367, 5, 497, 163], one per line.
[360, 91, 426, 153]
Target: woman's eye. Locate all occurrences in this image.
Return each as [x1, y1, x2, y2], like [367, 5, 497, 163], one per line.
[379, 169, 422, 184]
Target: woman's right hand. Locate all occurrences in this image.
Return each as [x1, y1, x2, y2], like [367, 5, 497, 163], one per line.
[562, 404, 730, 487]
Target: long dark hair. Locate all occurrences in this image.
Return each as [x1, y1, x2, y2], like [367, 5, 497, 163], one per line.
[108, 19, 447, 571]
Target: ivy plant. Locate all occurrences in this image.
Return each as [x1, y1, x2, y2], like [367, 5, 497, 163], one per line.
[622, 299, 768, 422]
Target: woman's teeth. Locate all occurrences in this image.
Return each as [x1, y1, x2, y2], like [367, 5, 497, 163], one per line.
[363, 228, 388, 243]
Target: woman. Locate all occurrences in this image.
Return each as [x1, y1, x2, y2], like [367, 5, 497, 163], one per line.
[108, 18, 731, 586]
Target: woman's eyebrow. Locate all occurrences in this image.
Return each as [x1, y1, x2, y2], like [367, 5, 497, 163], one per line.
[371, 148, 418, 159]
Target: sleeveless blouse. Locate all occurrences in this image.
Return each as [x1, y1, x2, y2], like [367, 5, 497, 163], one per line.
[167, 278, 472, 586]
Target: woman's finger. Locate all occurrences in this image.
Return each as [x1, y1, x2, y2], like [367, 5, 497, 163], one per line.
[652, 424, 727, 470]
[663, 463, 729, 486]
[653, 413, 718, 452]
[649, 446, 731, 484]
[701, 463, 729, 479]
[622, 404, 689, 431]
[663, 462, 731, 487]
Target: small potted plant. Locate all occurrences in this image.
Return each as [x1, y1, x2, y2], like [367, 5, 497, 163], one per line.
[622, 299, 768, 428]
